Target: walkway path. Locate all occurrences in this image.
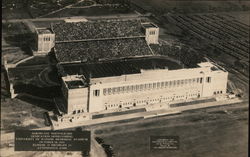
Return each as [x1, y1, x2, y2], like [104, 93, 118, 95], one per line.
[52, 98, 243, 130]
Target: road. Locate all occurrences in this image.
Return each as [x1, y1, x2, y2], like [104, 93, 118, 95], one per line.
[2, 13, 142, 23]
[93, 103, 248, 140]
[52, 98, 243, 130]
[90, 134, 107, 157]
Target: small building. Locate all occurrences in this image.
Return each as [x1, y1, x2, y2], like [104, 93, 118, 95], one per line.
[142, 22, 159, 44]
[60, 75, 89, 114]
[33, 28, 55, 55]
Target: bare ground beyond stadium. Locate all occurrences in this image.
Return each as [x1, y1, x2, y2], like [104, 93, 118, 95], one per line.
[91, 102, 248, 157]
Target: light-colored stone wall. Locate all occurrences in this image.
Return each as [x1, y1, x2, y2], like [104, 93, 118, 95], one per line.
[145, 27, 159, 44]
[67, 87, 88, 114]
[88, 62, 228, 113]
[35, 32, 55, 55]
[61, 75, 89, 114]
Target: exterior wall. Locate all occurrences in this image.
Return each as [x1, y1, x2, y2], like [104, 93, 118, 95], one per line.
[145, 27, 159, 44]
[87, 64, 228, 113]
[67, 88, 88, 114]
[210, 71, 228, 95]
[89, 76, 203, 112]
[61, 62, 228, 114]
[89, 84, 105, 113]
[61, 80, 88, 114]
[35, 33, 55, 55]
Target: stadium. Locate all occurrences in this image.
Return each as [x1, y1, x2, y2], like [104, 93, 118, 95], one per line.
[32, 18, 159, 61]
[30, 17, 229, 125]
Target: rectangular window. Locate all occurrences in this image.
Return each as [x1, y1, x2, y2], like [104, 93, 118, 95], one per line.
[157, 82, 160, 88]
[192, 78, 196, 83]
[149, 83, 152, 89]
[112, 87, 116, 94]
[206, 77, 211, 83]
[169, 81, 172, 87]
[44, 37, 50, 41]
[188, 79, 192, 84]
[140, 84, 143, 90]
[165, 81, 168, 87]
[173, 80, 176, 86]
[153, 83, 156, 89]
[150, 31, 155, 35]
[93, 90, 100, 96]
[133, 85, 136, 91]
[103, 89, 107, 95]
[127, 86, 130, 92]
[200, 78, 203, 83]
[130, 86, 134, 92]
[108, 88, 112, 95]
[126, 86, 129, 92]
[161, 82, 164, 88]
[177, 80, 180, 86]
[197, 78, 200, 83]
[136, 85, 139, 91]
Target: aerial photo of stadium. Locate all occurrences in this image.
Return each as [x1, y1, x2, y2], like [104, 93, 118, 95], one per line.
[1, 0, 249, 157]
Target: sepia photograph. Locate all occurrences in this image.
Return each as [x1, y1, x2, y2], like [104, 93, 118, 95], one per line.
[1, 0, 249, 157]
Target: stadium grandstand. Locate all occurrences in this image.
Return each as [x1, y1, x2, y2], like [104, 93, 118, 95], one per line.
[54, 38, 153, 63]
[52, 19, 145, 42]
[33, 18, 159, 63]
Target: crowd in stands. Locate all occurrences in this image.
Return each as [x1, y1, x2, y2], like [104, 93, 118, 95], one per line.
[55, 38, 151, 63]
[150, 43, 203, 68]
[52, 20, 144, 41]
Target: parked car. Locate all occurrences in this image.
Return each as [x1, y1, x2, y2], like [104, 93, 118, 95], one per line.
[102, 144, 113, 151]
[95, 137, 104, 144]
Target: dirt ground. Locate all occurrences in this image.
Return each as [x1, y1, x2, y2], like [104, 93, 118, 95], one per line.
[224, 11, 250, 25]
[92, 103, 248, 157]
[131, 0, 250, 13]
[0, 70, 55, 133]
[0, 97, 48, 133]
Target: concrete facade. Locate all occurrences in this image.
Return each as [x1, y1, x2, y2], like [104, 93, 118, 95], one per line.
[142, 22, 159, 44]
[60, 62, 228, 115]
[61, 75, 89, 114]
[33, 28, 55, 55]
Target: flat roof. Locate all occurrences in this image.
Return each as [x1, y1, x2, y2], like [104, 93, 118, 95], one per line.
[37, 28, 53, 34]
[142, 23, 158, 28]
[65, 80, 85, 89]
[59, 57, 183, 79]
